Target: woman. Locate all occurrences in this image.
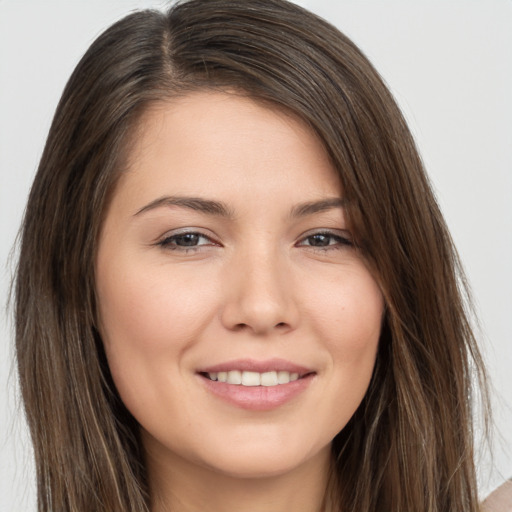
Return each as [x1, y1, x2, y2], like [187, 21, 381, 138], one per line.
[14, 0, 492, 510]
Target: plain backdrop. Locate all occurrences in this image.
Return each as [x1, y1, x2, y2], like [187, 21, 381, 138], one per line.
[1, 1, 511, 510]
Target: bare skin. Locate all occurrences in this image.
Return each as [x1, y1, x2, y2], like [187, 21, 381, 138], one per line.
[96, 92, 383, 512]
[146, 439, 331, 512]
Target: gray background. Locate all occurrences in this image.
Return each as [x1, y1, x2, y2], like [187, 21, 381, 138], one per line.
[1, 1, 511, 509]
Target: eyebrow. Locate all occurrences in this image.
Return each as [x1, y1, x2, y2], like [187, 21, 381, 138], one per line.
[134, 196, 234, 217]
[290, 197, 345, 218]
[134, 195, 345, 218]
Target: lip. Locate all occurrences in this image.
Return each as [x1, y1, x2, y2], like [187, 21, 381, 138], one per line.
[197, 358, 312, 375]
[197, 358, 315, 411]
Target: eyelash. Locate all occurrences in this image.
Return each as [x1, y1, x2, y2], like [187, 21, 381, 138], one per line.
[156, 231, 217, 252]
[156, 230, 353, 253]
[297, 231, 353, 251]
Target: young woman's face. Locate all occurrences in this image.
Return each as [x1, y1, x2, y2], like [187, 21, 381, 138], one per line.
[96, 92, 383, 481]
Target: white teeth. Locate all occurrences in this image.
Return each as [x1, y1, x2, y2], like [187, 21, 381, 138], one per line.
[226, 370, 242, 385]
[206, 370, 303, 387]
[261, 371, 278, 386]
[277, 370, 290, 384]
[241, 371, 261, 386]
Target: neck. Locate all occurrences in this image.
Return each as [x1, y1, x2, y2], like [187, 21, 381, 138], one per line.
[146, 444, 333, 512]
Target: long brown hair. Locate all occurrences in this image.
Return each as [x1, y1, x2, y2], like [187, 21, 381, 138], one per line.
[14, 0, 489, 510]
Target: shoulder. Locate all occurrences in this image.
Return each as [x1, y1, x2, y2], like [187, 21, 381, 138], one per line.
[482, 480, 512, 512]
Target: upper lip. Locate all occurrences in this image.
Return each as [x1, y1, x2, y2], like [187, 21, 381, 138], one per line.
[197, 358, 313, 376]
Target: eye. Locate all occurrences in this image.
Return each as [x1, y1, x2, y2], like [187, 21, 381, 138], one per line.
[157, 231, 217, 251]
[297, 231, 353, 250]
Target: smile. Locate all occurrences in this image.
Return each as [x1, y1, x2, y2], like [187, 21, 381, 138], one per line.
[204, 370, 300, 386]
[197, 359, 315, 410]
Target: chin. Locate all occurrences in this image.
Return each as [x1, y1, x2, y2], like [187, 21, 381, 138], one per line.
[209, 457, 299, 479]
[195, 436, 330, 480]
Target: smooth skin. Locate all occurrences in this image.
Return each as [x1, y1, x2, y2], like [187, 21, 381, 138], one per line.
[96, 92, 384, 512]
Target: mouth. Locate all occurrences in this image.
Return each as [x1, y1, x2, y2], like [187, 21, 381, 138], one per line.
[199, 369, 312, 387]
[197, 358, 315, 387]
[196, 359, 315, 410]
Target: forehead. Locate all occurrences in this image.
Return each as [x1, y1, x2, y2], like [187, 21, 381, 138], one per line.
[113, 91, 341, 213]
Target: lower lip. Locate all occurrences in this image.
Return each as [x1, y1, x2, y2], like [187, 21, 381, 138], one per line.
[199, 374, 315, 411]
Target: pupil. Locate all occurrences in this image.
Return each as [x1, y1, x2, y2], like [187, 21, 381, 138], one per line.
[309, 234, 329, 247]
[177, 233, 199, 246]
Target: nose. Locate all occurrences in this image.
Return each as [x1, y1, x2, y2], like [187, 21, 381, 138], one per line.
[220, 248, 299, 335]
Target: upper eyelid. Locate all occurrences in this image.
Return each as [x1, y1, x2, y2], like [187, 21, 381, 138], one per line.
[297, 228, 352, 239]
[159, 227, 216, 239]
[154, 227, 351, 245]
[156, 228, 220, 247]
[295, 229, 353, 248]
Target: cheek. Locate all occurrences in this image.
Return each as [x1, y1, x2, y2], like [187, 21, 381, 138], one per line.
[308, 266, 383, 352]
[97, 262, 214, 351]
[333, 276, 382, 376]
[304, 267, 383, 427]
[95, 262, 217, 410]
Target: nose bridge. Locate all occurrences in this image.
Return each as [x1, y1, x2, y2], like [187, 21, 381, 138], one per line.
[221, 241, 297, 334]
